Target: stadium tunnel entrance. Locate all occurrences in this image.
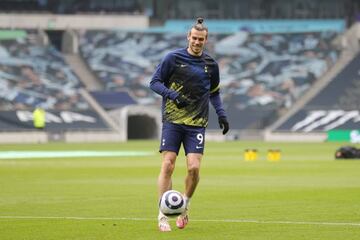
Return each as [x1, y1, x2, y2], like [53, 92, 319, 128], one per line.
[45, 30, 64, 51]
[108, 106, 161, 140]
[127, 115, 157, 139]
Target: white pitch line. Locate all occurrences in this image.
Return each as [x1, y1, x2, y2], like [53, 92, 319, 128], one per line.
[0, 216, 359, 227]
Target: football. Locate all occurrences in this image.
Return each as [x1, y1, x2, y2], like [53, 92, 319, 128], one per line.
[159, 190, 186, 217]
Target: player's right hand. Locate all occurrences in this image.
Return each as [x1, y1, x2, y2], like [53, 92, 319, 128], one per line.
[174, 95, 190, 109]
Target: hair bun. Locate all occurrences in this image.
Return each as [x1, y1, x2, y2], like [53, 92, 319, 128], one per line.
[197, 17, 204, 24]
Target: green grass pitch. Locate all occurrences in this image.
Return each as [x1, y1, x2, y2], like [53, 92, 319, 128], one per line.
[0, 140, 359, 239]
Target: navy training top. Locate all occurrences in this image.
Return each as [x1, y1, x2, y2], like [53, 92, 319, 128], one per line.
[150, 48, 226, 127]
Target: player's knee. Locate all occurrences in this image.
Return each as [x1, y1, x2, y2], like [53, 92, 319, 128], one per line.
[162, 158, 175, 174]
[187, 164, 200, 177]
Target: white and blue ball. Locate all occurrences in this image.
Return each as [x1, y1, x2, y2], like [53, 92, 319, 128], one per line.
[159, 190, 186, 217]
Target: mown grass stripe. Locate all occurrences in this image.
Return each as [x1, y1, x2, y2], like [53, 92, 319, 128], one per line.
[0, 151, 154, 159]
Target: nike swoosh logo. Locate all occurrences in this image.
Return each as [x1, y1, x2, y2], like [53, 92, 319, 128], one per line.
[180, 64, 187, 67]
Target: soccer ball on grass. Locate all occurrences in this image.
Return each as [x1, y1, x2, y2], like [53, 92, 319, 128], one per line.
[159, 190, 186, 217]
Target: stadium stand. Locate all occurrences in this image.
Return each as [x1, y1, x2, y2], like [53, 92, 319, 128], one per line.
[275, 52, 360, 132]
[90, 91, 137, 110]
[1, 0, 359, 142]
[0, 29, 114, 132]
[0, 29, 89, 111]
[78, 29, 340, 129]
[0, 0, 144, 15]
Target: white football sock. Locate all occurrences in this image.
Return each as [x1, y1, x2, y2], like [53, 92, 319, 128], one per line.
[158, 210, 167, 220]
[183, 195, 190, 209]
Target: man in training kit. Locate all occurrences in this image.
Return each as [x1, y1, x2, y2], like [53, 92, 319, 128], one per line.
[150, 17, 229, 232]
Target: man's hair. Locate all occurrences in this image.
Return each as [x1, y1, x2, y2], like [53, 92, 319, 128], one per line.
[190, 17, 208, 34]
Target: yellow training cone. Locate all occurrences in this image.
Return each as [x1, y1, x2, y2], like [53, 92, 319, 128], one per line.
[244, 149, 258, 161]
[267, 149, 281, 162]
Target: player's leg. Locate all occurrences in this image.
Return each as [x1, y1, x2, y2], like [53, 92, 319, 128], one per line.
[157, 122, 183, 232]
[158, 122, 183, 198]
[182, 125, 205, 199]
[184, 153, 202, 198]
[158, 151, 177, 198]
[177, 125, 205, 229]
[158, 151, 178, 232]
[176, 152, 202, 229]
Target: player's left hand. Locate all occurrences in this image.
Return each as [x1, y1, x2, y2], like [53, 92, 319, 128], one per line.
[218, 117, 229, 135]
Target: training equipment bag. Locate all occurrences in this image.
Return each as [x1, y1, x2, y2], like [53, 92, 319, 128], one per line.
[335, 146, 360, 159]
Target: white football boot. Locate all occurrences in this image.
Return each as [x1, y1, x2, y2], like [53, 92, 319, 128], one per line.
[158, 213, 171, 232]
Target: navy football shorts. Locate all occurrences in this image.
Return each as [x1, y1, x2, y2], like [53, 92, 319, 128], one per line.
[159, 121, 206, 155]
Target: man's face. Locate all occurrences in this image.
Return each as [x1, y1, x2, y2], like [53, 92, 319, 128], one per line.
[187, 28, 207, 56]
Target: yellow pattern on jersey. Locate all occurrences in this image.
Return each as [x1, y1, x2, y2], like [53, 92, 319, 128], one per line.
[165, 82, 207, 126]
